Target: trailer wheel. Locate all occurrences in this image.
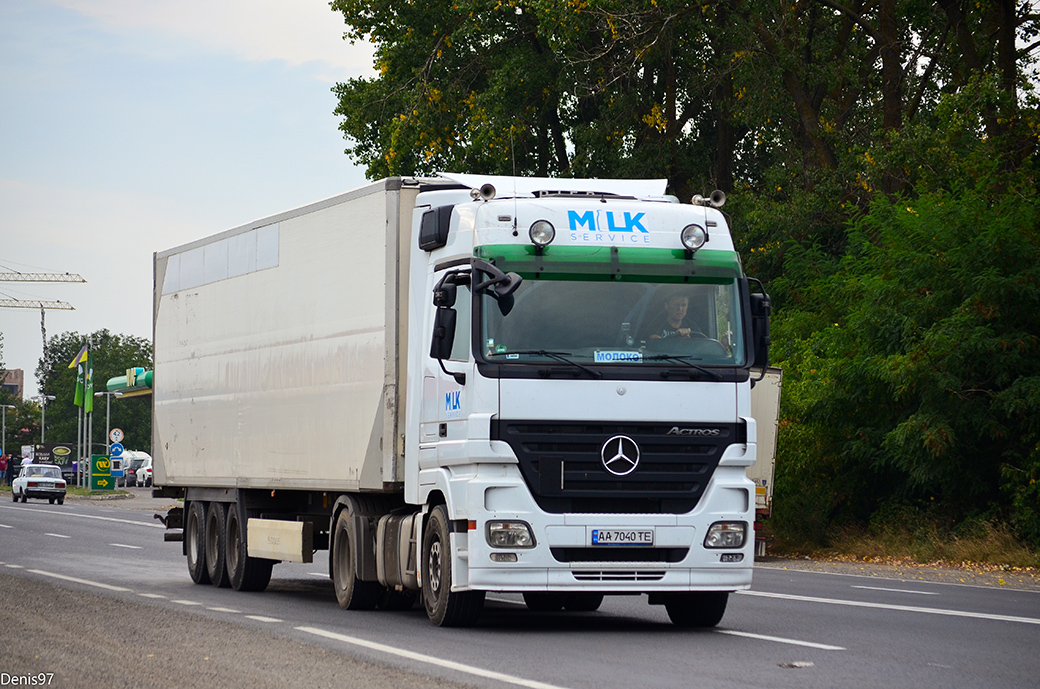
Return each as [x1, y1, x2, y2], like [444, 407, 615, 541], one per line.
[422, 505, 484, 627]
[185, 501, 211, 585]
[205, 502, 231, 588]
[663, 592, 729, 628]
[332, 509, 381, 610]
[523, 593, 566, 612]
[224, 505, 272, 592]
[564, 593, 604, 612]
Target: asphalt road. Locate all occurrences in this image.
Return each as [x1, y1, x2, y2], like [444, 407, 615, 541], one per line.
[2, 491, 1039, 689]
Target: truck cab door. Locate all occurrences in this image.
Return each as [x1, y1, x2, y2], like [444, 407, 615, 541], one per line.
[420, 282, 473, 453]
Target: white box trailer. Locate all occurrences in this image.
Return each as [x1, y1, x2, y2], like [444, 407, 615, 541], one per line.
[153, 174, 775, 627]
[154, 179, 415, 493]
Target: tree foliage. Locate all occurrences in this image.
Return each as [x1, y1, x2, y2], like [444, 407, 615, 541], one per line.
[332, 0, 1040, 545]
[35, 330, 153, 456]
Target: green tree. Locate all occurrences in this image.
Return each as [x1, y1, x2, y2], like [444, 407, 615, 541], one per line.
[330, 0, 1040, 548]
[35, 330, 153, 455]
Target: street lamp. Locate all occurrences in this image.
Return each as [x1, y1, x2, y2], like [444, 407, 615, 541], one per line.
[32, 395, 56, 443]
[1, 404, 15, 458]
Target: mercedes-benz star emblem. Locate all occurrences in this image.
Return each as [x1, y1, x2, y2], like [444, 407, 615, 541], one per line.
[601, 435, 640, 476]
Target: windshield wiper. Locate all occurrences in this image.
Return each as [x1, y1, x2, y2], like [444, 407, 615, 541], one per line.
[643, 354, 722, 381]
[488, 350, 602, 379]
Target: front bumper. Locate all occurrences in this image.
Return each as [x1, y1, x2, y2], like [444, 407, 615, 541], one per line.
[434, 463, 755, 593]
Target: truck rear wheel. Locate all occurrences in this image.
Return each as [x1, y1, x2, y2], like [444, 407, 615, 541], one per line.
[205, 502, 231, 588]
[185, 501, 211, 585]
[422, 505, 484, 627]
[663, 591, 729, 628]
[224, 505, 273, 592]
[332, 509, 381, 610]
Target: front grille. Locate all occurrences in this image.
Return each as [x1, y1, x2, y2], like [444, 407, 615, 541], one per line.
[492, 420, 741, 514]
[551, 547, 689, 563]
[572, 570, 667, 582]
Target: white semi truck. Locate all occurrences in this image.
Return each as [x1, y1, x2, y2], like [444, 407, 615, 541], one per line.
[152, 174, 774, 627]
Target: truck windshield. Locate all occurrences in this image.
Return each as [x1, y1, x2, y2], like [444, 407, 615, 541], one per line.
[474, 246, 746, 367]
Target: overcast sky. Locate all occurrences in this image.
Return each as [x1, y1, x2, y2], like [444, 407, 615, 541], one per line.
[1, 0, 375, 398]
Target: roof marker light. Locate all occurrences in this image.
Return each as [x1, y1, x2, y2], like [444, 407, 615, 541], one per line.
[529, 220, 556, 248]
[681, 224, 708, 252]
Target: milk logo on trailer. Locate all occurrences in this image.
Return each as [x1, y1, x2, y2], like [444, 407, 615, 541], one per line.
[445, 390, 462, 419]
[567, 210, 651, 245]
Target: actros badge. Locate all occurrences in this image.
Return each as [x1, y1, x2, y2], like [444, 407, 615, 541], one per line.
[601, 435, 640, 476]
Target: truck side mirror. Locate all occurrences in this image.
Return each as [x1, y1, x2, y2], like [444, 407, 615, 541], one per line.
[749, 291, 771, 369]
[430, 307, 457, 361]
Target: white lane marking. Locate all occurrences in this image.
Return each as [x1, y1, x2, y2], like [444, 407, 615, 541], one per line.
[172, 599, 202, 606]
[0, 504, 165, 528]
[110, 543, 143, 550]
[5, 564, 25, 569]
[207, 607, 241, 613]
[0, 523, 13, 529]
[487, 596, 528, 607]
[44, 532, 70, 539]
[246, 615, 282, 623]
[852, 585, 938, 595]
[28, 569, 130, 592]
[138, 593, 167, 599]
[738, 590, 1040, 626]
[756, 563, 1040, 594]
[297, 626, 573, 689]
[717, 630, 845, 650]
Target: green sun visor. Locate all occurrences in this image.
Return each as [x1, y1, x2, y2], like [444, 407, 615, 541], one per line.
[475, 245, 743, 284]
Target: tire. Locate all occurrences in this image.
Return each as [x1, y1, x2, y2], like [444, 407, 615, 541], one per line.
[57, 497, 64, 505]
[331, 508, 382, 610]
[49, 498, 55, 504]
[224, 504, 273, 592]
[564, 593, 604, 612]
[523, 593, 566, 612]
[11, 491, 17, 502]
[205, 502, 231, 588]
[21, 493, 27, 503]
[663, 592, 729, 628]
[422, 505, 484, 627]
[185, 501, 211, 585]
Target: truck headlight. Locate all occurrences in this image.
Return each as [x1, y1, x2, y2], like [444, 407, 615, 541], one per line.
[529, 220, 556, 248]
[486, 520, 536, 548]
[704, 521, 746, 549]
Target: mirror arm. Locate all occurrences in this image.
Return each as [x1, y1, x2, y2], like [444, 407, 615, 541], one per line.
[438, 359, 466, 385]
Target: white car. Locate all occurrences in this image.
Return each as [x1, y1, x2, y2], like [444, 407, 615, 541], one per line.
[136, 456, 153, 487]
[12, 463, 66, 504]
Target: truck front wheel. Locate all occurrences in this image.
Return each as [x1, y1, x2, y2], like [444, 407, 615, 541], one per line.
[422, 505, 484, 627]
[331, 509, 381, 610]
[185, 501, 211, 585]
[663, 591, 729, 628]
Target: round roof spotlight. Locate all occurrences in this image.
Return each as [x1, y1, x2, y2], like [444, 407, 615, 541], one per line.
[681, 224, 708, 252]
[529, 220, 556, 248]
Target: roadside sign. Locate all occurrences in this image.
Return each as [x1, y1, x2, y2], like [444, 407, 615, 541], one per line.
[109, 442, 124, 457]
[91, 454, 114, 491]
[110, 428, 124, 443]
